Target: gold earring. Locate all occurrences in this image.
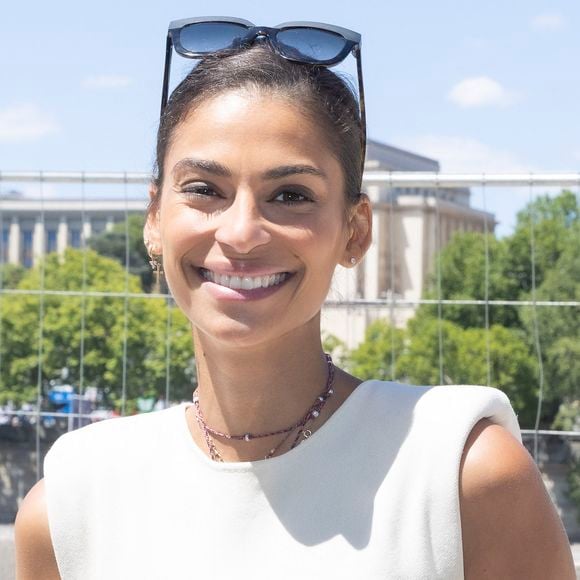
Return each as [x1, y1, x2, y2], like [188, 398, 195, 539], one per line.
[144, 238, 163, 285]
[149, 256, 164, 285]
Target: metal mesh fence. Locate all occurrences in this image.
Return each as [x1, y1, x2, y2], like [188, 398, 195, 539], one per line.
[0, 171, 578, 482]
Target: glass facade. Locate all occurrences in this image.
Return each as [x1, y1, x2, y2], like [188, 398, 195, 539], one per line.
[46, 228, 58, 254]
[21, 230, 34, 268]
[69, 229, 82, 248]
[1, 226, 8, 263]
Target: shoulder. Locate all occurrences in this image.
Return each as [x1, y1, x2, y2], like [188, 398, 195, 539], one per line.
[366, 382, 520, 428]
[15, 478, 61, 580]
[47, 406, 176, 459]
[460, 418, 575, 579]
[366, 381, 514, 409]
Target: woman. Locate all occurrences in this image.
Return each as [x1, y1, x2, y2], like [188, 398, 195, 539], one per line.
[15, 18, 575, 579]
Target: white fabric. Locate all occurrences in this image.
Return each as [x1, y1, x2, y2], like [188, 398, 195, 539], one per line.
[44, 381, 521, 579]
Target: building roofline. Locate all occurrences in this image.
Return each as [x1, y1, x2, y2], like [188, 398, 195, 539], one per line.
[366, 138, 440, 167]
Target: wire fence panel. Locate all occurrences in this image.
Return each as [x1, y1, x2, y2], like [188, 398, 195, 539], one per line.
[0, 171, 578, 482]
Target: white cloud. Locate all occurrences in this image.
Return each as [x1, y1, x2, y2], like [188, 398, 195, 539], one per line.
[0, 104, 60, 142]
[82, 75, 132, 89]
[531, 13, 564, 31]
[448, 76, 519, 108]
[395, 134, 533, 174]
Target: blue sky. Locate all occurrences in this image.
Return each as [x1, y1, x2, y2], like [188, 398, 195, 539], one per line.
[1, 0, 579, 235]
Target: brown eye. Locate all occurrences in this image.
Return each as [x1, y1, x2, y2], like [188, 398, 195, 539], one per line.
[181, 183, 219, 199]
[273, 189, 312, 205]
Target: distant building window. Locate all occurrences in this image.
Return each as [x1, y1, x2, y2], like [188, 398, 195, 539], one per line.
[46, 229, 58, 254]
[1, 226, 8, 263]
[69, 229, 82, 248]
[92, 219, 107, 236]
[22, 230, 33, 268]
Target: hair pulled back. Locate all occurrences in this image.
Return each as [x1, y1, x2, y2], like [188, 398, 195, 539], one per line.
[151, 44, 363, 210]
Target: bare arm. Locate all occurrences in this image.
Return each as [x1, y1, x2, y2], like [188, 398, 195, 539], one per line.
[14, 478, 61, 580]
[460, 418, 575, 579]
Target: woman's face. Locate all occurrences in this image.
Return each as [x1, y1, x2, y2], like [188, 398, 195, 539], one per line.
[147, 89, 365, 348]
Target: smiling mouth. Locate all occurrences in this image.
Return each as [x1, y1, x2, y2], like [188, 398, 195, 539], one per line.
[198, 268, 292, 290]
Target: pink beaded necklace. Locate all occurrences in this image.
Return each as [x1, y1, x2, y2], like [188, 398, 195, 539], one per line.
[192, 353, 335, 462]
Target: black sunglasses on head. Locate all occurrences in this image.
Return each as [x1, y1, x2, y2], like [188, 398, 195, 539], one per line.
[160, 16, 366, 180]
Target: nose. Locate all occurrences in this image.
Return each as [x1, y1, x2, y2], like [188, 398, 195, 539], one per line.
[214, 192, 272, 254]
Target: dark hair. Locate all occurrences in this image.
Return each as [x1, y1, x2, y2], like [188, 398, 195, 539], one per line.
[150, 44, 363, 211]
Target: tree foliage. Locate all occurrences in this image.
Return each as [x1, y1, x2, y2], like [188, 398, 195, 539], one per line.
[422, 232, 520, 328]
[347, 320, 405, 382]
[0, 249, 195, 408]
[395, 316, 538, 427]
[505, 190, 578, 295]
[88, 214, 155, 292]
[0, 263, 27, 289]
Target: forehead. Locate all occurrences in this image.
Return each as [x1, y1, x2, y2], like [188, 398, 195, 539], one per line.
[165, 89, 344, 183]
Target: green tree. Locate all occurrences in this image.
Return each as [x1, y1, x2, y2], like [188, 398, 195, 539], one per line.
[346, 319, 406, 382]
[88, 214, 155, 292]
[519, 221, 580, 404]
[0, 263, 26, 289]
[504, 189, 578, 295]
[422, 232, 520, 329]
[0, 249, 195, 408]
[414, 189, 579, 426]
[395, 316, 539, 427]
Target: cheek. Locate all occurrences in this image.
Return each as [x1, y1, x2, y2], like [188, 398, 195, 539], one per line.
[159, 205, 209, 254]
[299, 217, 349, 271]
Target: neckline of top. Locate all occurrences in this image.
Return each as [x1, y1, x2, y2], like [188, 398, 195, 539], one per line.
[174, 379, 377, 472]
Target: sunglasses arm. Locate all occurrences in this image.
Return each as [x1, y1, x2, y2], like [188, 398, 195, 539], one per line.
[354, 46, 367, 187]
[160, 34, 173, 116]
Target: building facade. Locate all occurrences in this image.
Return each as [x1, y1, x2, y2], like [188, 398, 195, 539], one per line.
[0, 197, 144, 268]
[323, 140, 495, 346]
[0, 140, 494, 347]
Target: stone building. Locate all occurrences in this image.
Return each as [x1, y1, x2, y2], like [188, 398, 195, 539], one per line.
[323, 140, 494, 346]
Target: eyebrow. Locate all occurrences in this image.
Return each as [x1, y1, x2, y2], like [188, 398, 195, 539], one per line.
[172, 158, 231, 178]
[172, 158, 327, 180]
[262, 165, 327, 180]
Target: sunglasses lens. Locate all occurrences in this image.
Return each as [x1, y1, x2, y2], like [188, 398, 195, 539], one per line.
[179, 22, 249, 54]
[276, 28, 348, 63]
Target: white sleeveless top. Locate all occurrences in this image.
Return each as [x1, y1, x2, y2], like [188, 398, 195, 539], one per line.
[43, 382, 521, 580]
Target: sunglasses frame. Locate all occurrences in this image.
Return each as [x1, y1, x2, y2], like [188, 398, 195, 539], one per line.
[160, 16, 366, 187]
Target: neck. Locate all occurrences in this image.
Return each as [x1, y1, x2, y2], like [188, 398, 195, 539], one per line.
[191, 315, 330, 436]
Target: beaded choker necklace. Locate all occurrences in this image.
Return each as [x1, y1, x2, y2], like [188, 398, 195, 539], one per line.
[192, 353, 335, 462]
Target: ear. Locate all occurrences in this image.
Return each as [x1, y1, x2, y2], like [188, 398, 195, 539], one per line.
[143, 183, 162, 255]
[340, 193, 372, 268]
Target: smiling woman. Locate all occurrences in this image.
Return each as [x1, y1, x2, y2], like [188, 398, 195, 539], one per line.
[15, 17, 575, 580]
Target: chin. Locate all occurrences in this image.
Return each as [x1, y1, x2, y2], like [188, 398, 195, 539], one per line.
[194, 317, 287, 350]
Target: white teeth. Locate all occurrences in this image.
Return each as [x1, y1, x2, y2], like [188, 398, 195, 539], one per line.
[200, 269, 288, 290]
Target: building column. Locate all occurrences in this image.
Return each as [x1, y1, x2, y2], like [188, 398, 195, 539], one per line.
[8, 218, 21, 265]
[364, 206, 381, 300]
[57, 217, 68, 256]
[82, 218, 92, 244]
[105, 216, 115, 232]
[32, 219, 45, 266]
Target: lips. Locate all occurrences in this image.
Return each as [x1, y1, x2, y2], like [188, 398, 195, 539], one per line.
[198, 267, 291, 290]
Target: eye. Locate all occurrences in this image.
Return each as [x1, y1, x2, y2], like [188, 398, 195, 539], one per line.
[272, 189, 313, 205]
[180, 183, 219, 199]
